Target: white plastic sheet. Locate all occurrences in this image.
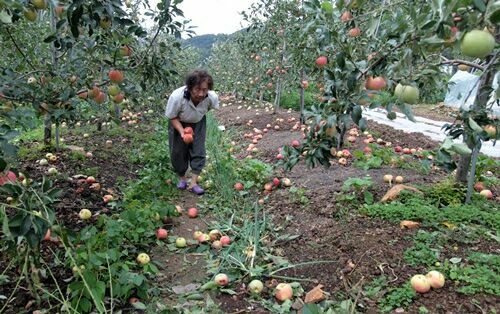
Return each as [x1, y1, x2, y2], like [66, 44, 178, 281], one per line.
[444, 70, 500, 116]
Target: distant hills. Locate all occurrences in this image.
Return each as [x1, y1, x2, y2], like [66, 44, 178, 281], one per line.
[182, 33, 234, 62]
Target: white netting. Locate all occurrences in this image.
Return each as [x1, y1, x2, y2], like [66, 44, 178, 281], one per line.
[444, 70, 500, 116]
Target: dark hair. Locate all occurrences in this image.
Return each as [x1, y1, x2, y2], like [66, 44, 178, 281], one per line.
[185, 69, 213, 90]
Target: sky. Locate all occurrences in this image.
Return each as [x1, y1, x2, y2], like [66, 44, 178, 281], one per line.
[146, 0, 258, 37]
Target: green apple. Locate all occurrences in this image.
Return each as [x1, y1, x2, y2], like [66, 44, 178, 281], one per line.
[79, 208, 92, 220]
[136, 253, 150, 265]
[175, 237, 187, 248]
[460, 30, 495, 58]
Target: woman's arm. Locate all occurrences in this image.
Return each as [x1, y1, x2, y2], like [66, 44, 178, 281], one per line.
[170, 117, 184, 137]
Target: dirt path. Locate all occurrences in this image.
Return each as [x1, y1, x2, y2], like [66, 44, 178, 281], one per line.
[153, 191, 210, 309]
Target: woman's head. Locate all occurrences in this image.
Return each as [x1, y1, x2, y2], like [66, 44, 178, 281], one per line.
[185, 69, 213, 104]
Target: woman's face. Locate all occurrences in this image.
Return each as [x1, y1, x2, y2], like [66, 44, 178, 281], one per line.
[189, 81, 209, 104]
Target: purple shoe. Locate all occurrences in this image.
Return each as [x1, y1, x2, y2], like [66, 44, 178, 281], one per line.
[188, 185, 205, 195]
[177, 180, 188, 190]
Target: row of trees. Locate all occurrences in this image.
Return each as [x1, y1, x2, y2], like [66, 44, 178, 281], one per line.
[0, 0, 201, 173]
[208, 0, 499, 198]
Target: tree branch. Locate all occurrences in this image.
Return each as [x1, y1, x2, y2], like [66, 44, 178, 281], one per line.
[6, 28, 36, 71]
[440, 59, 485, 71]
[356, 38, 410, 80]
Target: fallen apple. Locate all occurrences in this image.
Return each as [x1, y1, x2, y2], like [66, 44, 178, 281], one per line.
[234, 182, 244, 191]
[43, 228, 51, 241]
[410, 274, 431, 293]
[395, 176, 404, 184]
[220, 235, 231, 246]
[473, 182, 485, 192]
[156, 228, 168, 240]
[79, 208, 92, 220]
[214, 273, 229, 286]
[479, 189, 493, 199]
[209, 229, 221, 241]
[275, 283, 293, 301]
[175, 237, 187, 248]
[136, 253, 150, 265]
[198, 233, 210, 243]
[383, 174, 393, 183]
[426, 270, 445, 289]
[248, 279, 264, 295]
[103, 194, 114, 203]
[193, 230, 203, 239]
[187, 207, 198, 218]
[282, 178, 292, 187]
[273, 177, 281, 186]
[211, 240, 222, 250]
[86, 176, 96, 184]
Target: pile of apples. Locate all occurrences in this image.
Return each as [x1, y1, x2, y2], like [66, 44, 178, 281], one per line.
[121, 109, 142, 125]
[410, 270, 445, 293]
[383, 174, 404, 185]
[262, 177, 292, 195]
[74, 175, 114, 204]
[473, 181, 494, 199]
[172, 226, 232, 250]
[329, 148, 352, 166]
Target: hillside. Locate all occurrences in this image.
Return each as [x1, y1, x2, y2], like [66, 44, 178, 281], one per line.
[182, 33, 232, 62]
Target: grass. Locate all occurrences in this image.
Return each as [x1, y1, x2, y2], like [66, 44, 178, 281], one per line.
[279, 88, 317, 111]
[360, 191, 499, 233]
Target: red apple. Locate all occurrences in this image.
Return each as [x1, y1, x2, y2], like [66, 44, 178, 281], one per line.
[479, 189, 493, 199]
[214, 273, 229, 286]
[340, 11, 352, 22]
[86, 176, 96, 184]
[156, 228, 168, 240]
[43, 228, 51, 241]
[264, 182, 273, 191]
[103, 194, 114, 203]
[108, 69, 124, 83]
[234, 182, 244, 191]
[0, 171, 17, 186]
[187, 207, 198, 218]
[276, 153, 284, 160]
[291, 140, 300, 148]
[315, 56, 328, 67]
[275, 283, 293, 301]
[220, 236, 231, 246]
[426, 270, 445, 289]
[365, 76, 387, 90]
[394, 146, 403, 153]
[273, 178, 280, 186]
[473, 182, 485, 192]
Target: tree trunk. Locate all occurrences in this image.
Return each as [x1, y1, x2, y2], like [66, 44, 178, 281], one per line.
[299, 69, 305, 124]
[455, 59, 494, 183]
[273, 78, 281, 113]
[55, 123, 60, 151]
[43, 115, 51, 145]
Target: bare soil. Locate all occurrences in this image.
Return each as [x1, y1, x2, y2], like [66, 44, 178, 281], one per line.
[212, 95, 499, 313]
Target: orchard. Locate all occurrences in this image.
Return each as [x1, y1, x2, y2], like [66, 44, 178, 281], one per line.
[0, 0, 499, 313]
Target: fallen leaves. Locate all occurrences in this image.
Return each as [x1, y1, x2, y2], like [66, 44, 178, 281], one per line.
[305, 284, 326, 303]
[400, 220, 420, 229]
[381, 184, 423, 202]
